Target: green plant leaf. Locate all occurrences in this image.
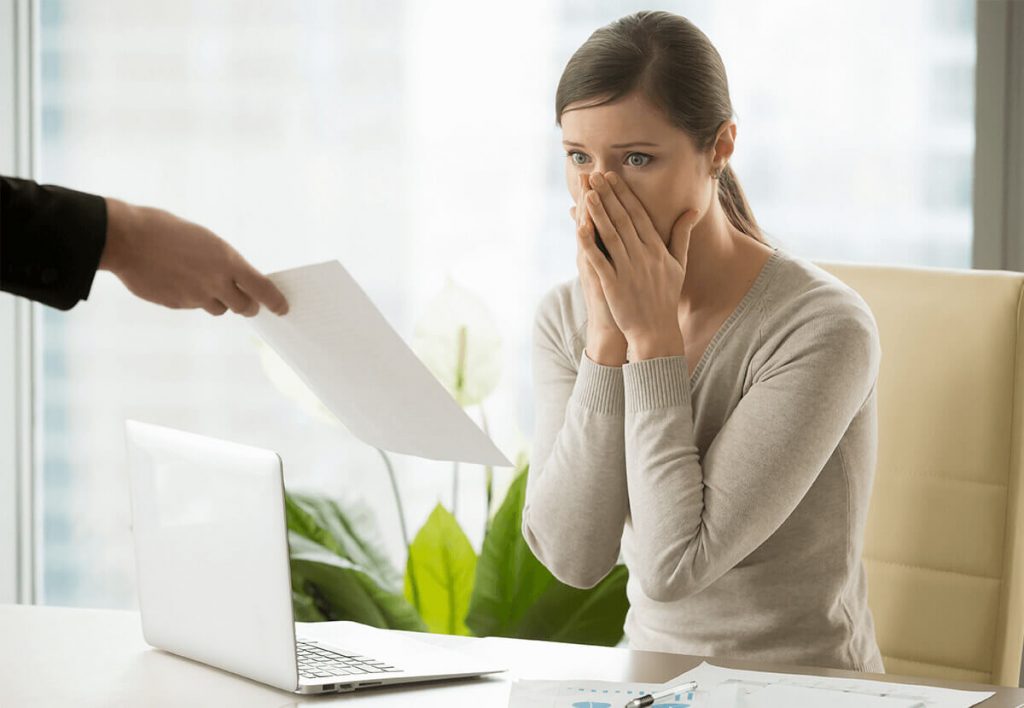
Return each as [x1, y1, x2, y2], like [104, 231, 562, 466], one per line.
[465, 467, 556, 636]
[290, 532, 426, 631]
[285, 491, 422, 630]
[404, 503, 477, 636]
[286, 492, 401, 593]
[465, 466, 628, 646]
[292, 589, 327, 622]
[517, 565, 629, 645]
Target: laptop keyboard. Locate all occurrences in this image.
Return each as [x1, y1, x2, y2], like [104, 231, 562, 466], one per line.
[296, 641, 402, 680]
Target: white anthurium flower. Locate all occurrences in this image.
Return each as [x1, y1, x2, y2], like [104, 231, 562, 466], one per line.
[256, 337, 338, 426]
[412, 278, 502, 408]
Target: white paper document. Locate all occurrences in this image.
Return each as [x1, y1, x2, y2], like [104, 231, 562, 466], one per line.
[707, 682, 927, 708]
[669, 662, 994, 708]
[507, 662, 995, 708]
[251, 260, 512, 466]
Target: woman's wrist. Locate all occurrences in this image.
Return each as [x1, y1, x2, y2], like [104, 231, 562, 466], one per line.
[585, 326, 628, 367]
[626, 331, 686, 362]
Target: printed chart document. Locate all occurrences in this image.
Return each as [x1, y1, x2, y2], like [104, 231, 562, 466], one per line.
[508, 678, 698, 707]
[251, 260, 511, 466]
[507, 662, 995, 707]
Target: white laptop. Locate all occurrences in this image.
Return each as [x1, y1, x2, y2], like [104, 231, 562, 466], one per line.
[124, 419, 506, 695]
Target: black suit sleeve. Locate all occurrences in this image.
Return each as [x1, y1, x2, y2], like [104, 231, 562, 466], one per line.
[0, 176, 108, 311]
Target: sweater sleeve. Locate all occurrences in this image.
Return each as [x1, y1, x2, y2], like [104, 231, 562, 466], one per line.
[0, 176, 108, 310]
[521, 288, 629, 588]
[621, 301, 881, 603]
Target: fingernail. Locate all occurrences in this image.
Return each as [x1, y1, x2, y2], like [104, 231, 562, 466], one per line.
[590, 172, 604, 186]
[606, 172, 618, 185]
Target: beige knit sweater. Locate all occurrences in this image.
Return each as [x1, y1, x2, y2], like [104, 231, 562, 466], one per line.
[523, 247, 885, 672]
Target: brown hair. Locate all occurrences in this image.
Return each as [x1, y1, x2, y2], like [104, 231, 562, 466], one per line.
[556, 10, 765, 243]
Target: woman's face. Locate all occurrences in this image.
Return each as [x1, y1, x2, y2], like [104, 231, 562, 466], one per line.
[561, 91, 729, 244]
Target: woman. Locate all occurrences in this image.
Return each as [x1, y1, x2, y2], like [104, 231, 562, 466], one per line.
[522, 10, 884, 673]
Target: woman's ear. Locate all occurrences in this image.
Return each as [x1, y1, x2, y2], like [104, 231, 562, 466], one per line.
[716, 121, 733, 158]
[712, 119, 737, 169]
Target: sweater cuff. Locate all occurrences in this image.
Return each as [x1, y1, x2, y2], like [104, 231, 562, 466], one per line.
[569, 350, 625, 415]
[623, 355, 691, 412]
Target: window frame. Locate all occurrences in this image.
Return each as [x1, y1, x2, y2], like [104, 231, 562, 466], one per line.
[973, 0, 1024, 271]
[1, 0, 38, 606]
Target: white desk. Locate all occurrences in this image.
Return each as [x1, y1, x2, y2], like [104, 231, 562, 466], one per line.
[2, 605, 1022, 706]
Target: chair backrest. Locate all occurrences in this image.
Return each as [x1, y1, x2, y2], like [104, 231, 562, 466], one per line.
[817, 261, 1024, 687]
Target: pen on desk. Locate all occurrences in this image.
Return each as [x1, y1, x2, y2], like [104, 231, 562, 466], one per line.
[623, 680, 698, 708]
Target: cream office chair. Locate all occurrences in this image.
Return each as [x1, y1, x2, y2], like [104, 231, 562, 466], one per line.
[817, 261, 1024, 687]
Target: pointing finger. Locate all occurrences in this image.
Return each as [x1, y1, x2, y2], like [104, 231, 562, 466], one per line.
[236, 266, 289, 316]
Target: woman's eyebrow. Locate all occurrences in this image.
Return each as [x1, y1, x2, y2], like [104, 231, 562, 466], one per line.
[562, 140, 660, 149]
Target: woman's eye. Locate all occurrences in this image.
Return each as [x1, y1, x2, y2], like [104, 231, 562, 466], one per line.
[626, 152, 652, 167]
[567, 151, 588, 166]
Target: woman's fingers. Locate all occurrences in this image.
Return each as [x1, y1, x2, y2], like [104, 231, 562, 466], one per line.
[575, 197, 598, 280]
[577, 207, 616, 286]
[604, 171, 660, 245]
[668, 208, 701, 269]
[584, 191, 630, 267]
[576, 198, 599, 264]
[588, 172, 642, 257]
[575, 172, 619, 294]
[575, 172, 595, 230]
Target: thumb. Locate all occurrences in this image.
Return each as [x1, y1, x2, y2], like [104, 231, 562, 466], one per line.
[668, 208, 700, 265]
